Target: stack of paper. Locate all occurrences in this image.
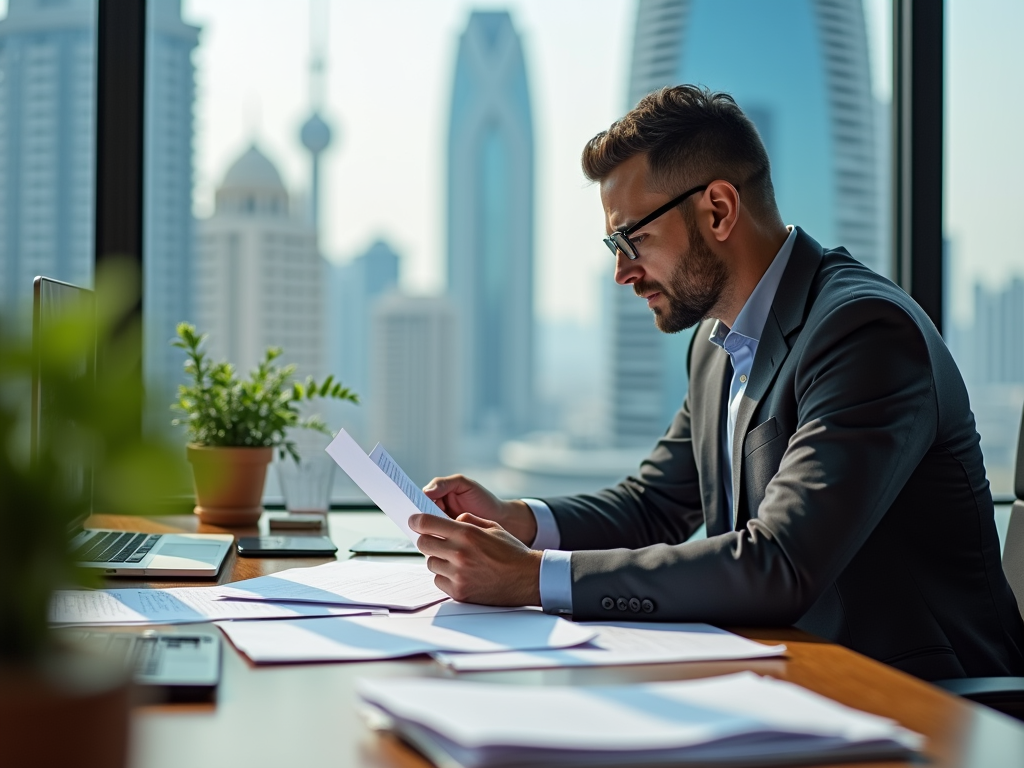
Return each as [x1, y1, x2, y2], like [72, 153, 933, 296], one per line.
[216, 608, 596, 664]
[434, 621, 786, 671]
[359, 672, 924, 768]
[50, 587, 383, 626]
[212, 558, 448, 610]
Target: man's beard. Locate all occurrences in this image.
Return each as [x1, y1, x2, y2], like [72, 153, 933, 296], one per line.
[635, 216, 728, 333]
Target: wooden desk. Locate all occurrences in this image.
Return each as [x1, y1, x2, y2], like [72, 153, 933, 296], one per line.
[88, 512, 1024, 768]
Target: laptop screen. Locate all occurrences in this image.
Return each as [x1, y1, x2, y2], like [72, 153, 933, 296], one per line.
[32, 276, 96, 530]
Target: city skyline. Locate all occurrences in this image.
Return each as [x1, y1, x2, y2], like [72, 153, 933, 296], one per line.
[179, 0, 894, 329]
[447, 10, 534, 442]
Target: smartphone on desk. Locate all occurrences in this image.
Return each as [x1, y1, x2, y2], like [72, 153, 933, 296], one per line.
[349, 536, 422, 556]
[236, 536, 338, 557]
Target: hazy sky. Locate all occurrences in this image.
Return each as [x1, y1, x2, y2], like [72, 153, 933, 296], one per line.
[944, 0, 1024, 323]
[180, 0, 897, 327]
[183, 0, 635, 326]
[1, 0, 1002, 325]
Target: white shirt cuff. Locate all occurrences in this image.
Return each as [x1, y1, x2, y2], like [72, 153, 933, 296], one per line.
[522, 498, 560, 550]
[538, 549, 573, 615]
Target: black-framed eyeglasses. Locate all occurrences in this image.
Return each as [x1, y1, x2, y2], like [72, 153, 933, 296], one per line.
[602, 183, 709, 260]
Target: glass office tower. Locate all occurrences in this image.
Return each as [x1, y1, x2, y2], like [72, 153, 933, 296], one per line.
[447, 11, 535, 449]
[0, 0, 96, 308]
[327, 238, 400, 444]
[143, 0, 200, 388]
[611, 0, 885, 446]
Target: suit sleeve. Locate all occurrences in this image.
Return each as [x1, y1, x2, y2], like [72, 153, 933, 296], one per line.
[539, 390, 707, 551]
[566, 298, 938, 623]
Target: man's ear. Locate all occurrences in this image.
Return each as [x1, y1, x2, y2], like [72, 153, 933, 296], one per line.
[703, 180, 740, 243]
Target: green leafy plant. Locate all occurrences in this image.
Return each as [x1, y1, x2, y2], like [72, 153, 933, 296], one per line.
[0, 263, 186, 663]
[171, 323, 359, 461]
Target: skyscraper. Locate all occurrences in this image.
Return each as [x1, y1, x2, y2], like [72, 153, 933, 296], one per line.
[0, 0, 198, 380]
[370, 294, 459, 486]
[609, 0, 882, 445]
[195, 145, 324, 379]
[447, 11, 534, 446]
[327, 238, 400, 442]
[144, 0, 200, 387]
[0, 0, 96, 307]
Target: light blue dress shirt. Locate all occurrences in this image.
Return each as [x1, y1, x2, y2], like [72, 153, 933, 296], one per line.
[709, 226, 797, 526]
[528, 227, 798, 616]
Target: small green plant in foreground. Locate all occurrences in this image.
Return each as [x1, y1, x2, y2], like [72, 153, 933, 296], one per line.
[171, 323, 359, 461]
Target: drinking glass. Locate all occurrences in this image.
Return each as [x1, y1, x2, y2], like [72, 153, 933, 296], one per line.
[275, 454, 336, 514]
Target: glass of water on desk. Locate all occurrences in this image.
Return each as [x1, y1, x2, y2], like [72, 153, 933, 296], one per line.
[276, 454, 336, 516]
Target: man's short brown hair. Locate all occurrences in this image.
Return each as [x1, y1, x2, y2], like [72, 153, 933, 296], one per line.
[582, 85, 780, 224]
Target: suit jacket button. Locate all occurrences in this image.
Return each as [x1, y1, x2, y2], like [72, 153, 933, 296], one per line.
[616, 597, 628, 611]
[641, 599, 655, 613]
[628, 597, 641, 613]
[601, 597, 614, 610]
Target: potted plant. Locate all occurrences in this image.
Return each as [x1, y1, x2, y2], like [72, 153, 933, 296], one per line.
[0, 265, 186, 767]
[171, 323, 358, 526]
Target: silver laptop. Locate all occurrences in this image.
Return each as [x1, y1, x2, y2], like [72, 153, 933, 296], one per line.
[33, 276, 232, 577]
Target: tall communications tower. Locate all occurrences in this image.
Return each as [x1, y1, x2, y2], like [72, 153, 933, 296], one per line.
[299, 0, 332, 232]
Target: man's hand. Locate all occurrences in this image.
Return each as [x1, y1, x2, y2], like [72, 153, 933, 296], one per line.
[422, 475, 538, 545]
[409, 512, 542, 606]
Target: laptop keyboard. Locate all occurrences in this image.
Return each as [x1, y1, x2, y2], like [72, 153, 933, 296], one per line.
[57, 629, 221, 702]
[75, 531, 163, 563]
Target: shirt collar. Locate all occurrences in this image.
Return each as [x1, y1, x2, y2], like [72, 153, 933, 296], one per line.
[710, 225, 797, 345]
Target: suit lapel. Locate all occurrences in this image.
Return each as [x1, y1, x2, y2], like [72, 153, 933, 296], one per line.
[692, 323, 731, 537]
[730, 228, 823, 527]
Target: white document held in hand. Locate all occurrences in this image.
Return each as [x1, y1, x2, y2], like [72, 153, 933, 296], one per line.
[212, 559, 448, 610]
[358, 672, 924, 767]
[216, 610, 597, 664]
[324, 429, 447, 541]
[433, 621, 787, 671]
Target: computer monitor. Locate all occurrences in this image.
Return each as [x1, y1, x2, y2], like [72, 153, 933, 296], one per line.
[30, 275, 233, 576]
[31, 275, 96, 524]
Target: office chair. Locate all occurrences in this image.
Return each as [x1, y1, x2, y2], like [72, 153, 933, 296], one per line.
[933, 408, 1024, 720]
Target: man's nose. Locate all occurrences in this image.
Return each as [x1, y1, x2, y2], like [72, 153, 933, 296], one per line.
[614, 248, 642, 285]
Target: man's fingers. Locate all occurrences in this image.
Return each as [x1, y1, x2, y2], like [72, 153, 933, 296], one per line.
[415, 532, 457, 558]
[422, 474, 467, 499]
[425, 555, 456, 579]
[455, 512, 499, 529]
[431, 573, 457, 600]
[409, 512, 466, 539]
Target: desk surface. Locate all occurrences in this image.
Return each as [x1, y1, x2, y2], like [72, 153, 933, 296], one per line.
[87, 512, 1024, 768]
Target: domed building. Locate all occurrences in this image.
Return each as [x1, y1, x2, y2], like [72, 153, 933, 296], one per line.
[195, 144, 324, 378]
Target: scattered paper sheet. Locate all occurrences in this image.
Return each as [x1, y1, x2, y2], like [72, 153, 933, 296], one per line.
[216, 610, 596, 664]
[212, 558, 448, 610]
[394, 602, 541, 620]
[434, 621, 786, 671]
[324, 429, 446, 541]
[49, 587, 384, 626]
[358, 672, 924, 767]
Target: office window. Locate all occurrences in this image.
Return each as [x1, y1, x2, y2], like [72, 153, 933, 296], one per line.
[944, 0, 1024, 497]
[143, 0, 893, 503]
[0, 0, 97, 316]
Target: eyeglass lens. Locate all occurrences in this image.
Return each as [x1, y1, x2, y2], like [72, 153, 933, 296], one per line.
[605, 232, 639, 260]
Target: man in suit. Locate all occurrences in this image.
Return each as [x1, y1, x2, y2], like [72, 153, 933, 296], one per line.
[409, 85, 1024, 680]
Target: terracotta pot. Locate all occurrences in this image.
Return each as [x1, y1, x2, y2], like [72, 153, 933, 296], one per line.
[186, 444, 273, 526]
[0, 653, 132, 768]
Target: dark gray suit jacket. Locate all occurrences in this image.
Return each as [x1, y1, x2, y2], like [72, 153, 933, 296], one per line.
[544, 228, 1024, 681]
